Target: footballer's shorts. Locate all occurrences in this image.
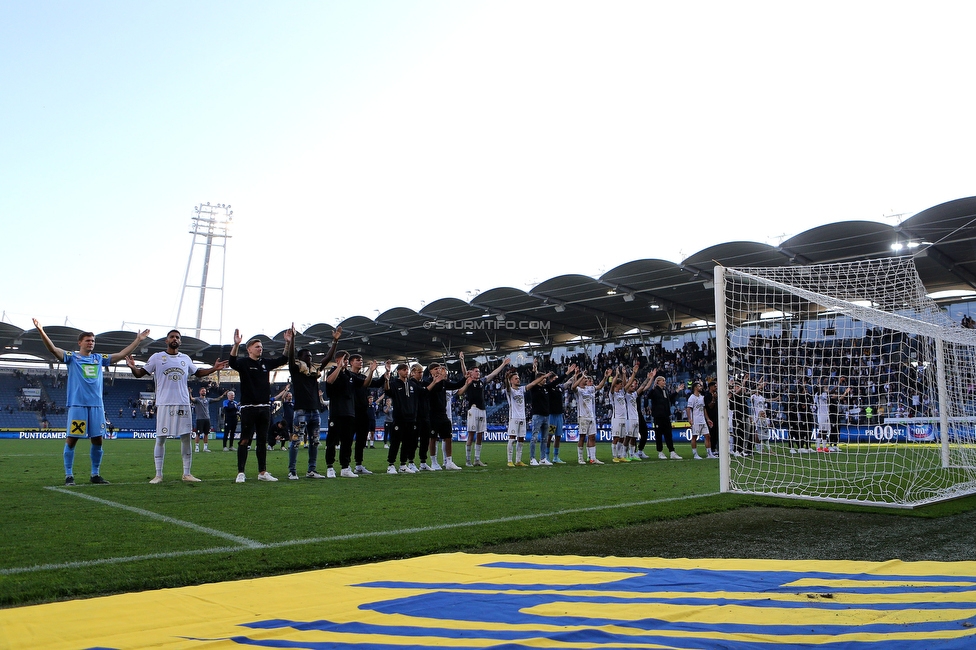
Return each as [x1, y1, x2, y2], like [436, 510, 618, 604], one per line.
[67, 406, 106, 439]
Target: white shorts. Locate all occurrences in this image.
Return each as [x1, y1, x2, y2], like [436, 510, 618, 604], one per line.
[467, 406, 487, 434]
[611, 419, 627, 439]
[578, 418, 596, 439]
[817, 415, 831, 433]
[625, 421, 638, 439]
[156, 405, 193, 439]
[508, 419, 526, 439]
[691, 422, 708, 438]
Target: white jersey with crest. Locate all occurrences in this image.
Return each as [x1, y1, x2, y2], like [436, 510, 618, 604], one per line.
[506, 386, 527, 420]
[611, 389, 628, 422]
[625, 391, 638, 421]
[143, 352, 198, 406]
[687, 393, 707, 426]
[576, 385, 596, 421]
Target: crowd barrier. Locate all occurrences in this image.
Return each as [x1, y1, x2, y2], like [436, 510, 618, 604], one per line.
[0, 422, 962, 443]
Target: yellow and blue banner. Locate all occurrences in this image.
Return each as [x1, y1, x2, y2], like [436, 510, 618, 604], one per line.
[2, 552, 975, 648]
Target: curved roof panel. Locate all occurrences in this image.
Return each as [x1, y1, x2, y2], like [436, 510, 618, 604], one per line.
[5, 197, 976, 366]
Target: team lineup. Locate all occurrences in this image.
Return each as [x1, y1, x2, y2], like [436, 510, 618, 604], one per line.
[33, 320, 762, 485]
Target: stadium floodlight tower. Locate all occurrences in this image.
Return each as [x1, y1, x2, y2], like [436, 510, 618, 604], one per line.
[175, 202, 233, 342]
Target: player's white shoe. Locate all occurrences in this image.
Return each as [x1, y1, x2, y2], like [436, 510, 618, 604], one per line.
[340, 467, 358, 478]
[326, 467, 336, 478]
[235, 472, 246, 483]
[387, 465, 398, 474]
[258, 472, 278, 482]
[445, 460, 462, 470]
[150, 475, 163, 484]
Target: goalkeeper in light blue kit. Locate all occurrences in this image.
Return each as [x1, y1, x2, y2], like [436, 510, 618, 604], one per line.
[33, 318, 149, 485]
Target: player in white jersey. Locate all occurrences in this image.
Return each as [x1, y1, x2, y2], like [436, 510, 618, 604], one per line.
[750, 390, 770, 453]
[573, 368, 611, 464]
[608, 366, 631, 462]
[814, 387, 831, 448]
[504, 369, 551, 467]
[814, 381, 850, 452]
[624, 374, 642, 460]
[128, 330, 228, 483]
[685, 381, 711, 460]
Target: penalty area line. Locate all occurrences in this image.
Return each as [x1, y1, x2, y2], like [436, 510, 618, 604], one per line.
[44, 486, 265, 549]
[3, 492, 719, 575]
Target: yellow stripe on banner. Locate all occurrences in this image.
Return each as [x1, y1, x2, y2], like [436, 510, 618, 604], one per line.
[1, 553, 976, 650]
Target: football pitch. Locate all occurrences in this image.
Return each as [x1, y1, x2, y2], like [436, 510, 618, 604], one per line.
[3, 438, 975, 610]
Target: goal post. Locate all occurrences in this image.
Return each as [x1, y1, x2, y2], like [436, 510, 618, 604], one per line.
[714, 257, 976, 508]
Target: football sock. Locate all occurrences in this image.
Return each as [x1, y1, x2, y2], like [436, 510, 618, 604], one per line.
[63, 444, 75, 476]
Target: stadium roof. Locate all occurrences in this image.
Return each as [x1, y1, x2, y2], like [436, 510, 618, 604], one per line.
[5, 196, 976, 366]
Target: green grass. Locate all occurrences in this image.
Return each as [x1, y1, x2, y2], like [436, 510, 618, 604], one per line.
[732, 442, 976, 505]
[1, 438, 974, 608]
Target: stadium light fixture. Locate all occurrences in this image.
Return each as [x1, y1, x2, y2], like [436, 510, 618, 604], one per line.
[622, 293, 635, 302]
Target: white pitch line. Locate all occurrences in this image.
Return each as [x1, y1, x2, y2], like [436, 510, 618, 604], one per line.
[266, 492, 722, 548]
[4, 491, 720, 576]
[0, 547, 231, 576]
[44, 486, 265, 548]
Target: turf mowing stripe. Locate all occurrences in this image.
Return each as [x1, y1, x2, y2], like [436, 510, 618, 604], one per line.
[44, 486, 266, 548]
[2, 492, 718, 576]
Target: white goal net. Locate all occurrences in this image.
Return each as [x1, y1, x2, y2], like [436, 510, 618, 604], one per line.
[714, 257, 976, 507]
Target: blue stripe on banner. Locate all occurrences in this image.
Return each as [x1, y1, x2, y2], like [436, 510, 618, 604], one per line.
[4, 553, 976, 649]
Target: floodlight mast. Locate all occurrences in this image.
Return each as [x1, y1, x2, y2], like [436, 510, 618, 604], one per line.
[175, 203, 233, 342]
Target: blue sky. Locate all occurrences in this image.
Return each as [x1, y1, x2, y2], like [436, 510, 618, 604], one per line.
[3, 1, 975, 348]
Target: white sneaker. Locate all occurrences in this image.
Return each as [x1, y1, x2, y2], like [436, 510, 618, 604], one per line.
[195, 445, 200, 453]
[670, 451, 682, 460]
[288, 472, 299, 480]
[800, 448, 812, 454]
[306, 470, 325, 479]
[340, 467, 358, 478]
[356, 466, 373, 475]
[431, 460, 443, 471]
[790, 448, 798, 455]
[420, 463, 431, 471]
[387, 465, 398, 474]
[693, 454, 702, 460]
[408, 462, 418, 473]
[326, 467, 336, 479]
[150, 475, 163, 484]
[732, 451, 743, 458]
[530, 458, 539, 466]
[578, 458, 586, 465]
[203, 447, 211, 452]
[465, 461, 473, 467]
[658, 452, 667, 460]
[445, 460, 462, 470]
[540, 458, 552, 466]
[182, 474, 201, 482]
[258, 472, 278, 482]
[235, 472, 246, 483]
